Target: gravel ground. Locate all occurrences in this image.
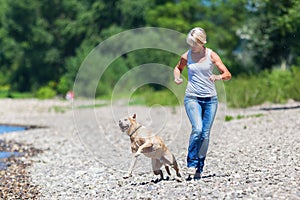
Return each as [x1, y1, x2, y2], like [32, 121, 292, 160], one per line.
[0, 98, 299, 199]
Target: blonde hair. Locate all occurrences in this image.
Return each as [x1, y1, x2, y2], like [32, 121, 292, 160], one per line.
[186, 27, 207, 47]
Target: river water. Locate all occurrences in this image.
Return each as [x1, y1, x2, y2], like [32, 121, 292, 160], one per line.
[0, 125, 26, 169]
[0, 125, 26, 135]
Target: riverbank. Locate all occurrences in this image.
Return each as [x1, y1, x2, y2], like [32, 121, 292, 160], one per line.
[0, 98, 299, 199]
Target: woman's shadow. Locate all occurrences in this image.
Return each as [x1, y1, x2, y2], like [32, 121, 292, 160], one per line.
[184, 172, 230, 181]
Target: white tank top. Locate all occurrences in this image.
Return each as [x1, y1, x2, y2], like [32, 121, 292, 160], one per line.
[185, 48, 217, 97]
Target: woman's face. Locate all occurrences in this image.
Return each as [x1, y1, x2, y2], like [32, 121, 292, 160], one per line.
[190, 43, 203, 53]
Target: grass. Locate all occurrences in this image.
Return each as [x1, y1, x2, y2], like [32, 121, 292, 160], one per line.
[130, 86, 183, 107]
[225, 113, 264, 122]
[129, 67, 300, 108]
[49, 106, 70, 113]
[0, 91, 34, 99]
[225, 66, 300, 108]
[75, 103, 108, 109]
[1, 66, 300, 109]
[49, 102, 109, 113]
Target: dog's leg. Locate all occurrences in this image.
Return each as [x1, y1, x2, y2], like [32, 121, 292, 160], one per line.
[165, 165, 171, 176]
[162, 153, 182, 182]
[123, 142, 152, 179]
[134, 141, 153, 157]
[171, 155, 182, 182]
[152, 158, 163, 180]
[123, 155, 139, 179]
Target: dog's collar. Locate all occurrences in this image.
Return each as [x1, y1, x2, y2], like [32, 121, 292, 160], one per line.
[129, 125, 142, 138]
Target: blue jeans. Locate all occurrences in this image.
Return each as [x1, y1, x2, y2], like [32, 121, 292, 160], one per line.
[184, 95, 218, 173]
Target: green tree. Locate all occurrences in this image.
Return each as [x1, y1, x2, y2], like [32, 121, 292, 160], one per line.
[236, 0, 300, 71]
[0, 0, 87, 91]
[117, 0, 154, 28]
[2, 0, 298, 99]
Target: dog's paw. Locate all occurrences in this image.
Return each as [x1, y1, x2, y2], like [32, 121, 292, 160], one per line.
[123, 174, 132, 179]
[134, 152, 141, 157]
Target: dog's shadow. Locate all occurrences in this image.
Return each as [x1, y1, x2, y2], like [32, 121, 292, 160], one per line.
[130, 176, 174, 186]
[130, 173, 230, 186]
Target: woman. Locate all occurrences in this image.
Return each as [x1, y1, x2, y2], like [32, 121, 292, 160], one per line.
[173, 27, 231, 179]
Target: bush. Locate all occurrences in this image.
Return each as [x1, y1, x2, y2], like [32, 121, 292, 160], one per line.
[130, 86, 182, 106]
[226, 67, 299, 108]
[143, 89, 181, 106]
[0, 85, 10, 98]
[57, 76, 71, 95]
[111, 67, 300, 108]
[36, 86, 57, 99]
[289, 66, 300, 101]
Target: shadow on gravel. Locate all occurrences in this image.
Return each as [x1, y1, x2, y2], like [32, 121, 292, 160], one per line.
[201, 173, 230, 179]
[260, 105, 300, 111]
[130, 176, 175, 186]
[130, 173, 231, 185]
[184, 173, 230, 182]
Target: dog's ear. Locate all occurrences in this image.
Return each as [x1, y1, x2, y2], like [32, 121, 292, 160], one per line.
[132, 114, 136, 120]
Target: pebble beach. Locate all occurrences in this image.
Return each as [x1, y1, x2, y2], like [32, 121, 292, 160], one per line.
[0, 98, 299, 199]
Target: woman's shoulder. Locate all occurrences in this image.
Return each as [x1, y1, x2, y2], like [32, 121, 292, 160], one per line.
[207, 48, 218, 59]
[206, 47, 213, 54]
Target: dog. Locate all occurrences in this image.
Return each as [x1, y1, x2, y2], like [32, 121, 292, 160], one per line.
[118, 114, 182, 181]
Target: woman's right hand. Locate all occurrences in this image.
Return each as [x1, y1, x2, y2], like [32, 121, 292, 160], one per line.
[174, 77, 183, 84]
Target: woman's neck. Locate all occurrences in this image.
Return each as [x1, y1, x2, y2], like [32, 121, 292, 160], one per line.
[191, 45, 205, 54]
[190, 46, 206, 62]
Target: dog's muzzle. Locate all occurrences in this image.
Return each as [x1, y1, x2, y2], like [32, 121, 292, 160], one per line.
[119, 120, 129, 132]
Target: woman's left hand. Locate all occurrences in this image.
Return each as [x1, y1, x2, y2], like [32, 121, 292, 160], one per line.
[209, 74, 222, 82]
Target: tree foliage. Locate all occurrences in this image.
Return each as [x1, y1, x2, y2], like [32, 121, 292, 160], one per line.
[0, 0, 299, 96]
[236, 0, 300, 71]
